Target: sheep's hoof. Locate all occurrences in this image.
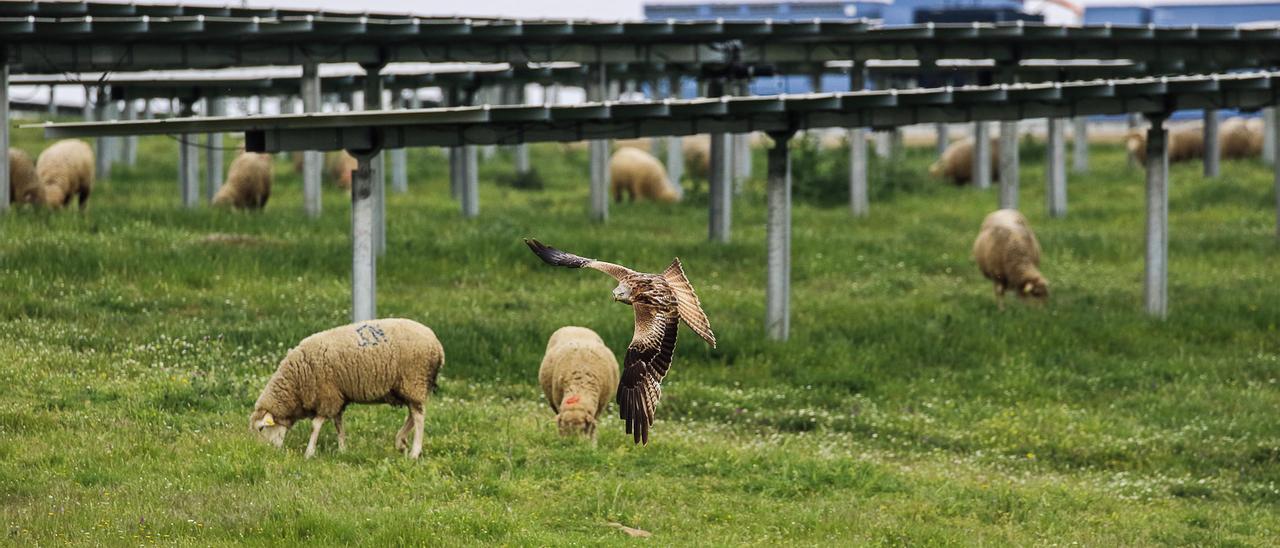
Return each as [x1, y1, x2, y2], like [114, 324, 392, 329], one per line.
[395, 437, 409, 452]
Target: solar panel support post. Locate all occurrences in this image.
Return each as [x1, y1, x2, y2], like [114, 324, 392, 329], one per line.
[1265, 107, 1276, 165]
[708, 77, 731, 243]
[935, 123, 948, 157]
[1072, 116, 1089, 174]
[0, 56, 8, 211]
[848, 66, 868, 218]
[665, 75, 684, 197]
[361, 62, 388, 253]
[389, 92, 409, 194]
[94, 87, 114, 182]
[350, 147, 381, 323]
[1046, 117, 1067, 218]
[177, 100, 199, 209]
[1144, 113, 1169, 319]
[301, 62, 323, 218]
[47, 85, 57, 116]
[765, 130, 795, 342]
[505, 84, 530, 176]
[587, 65, 609, 223]
[1273, 105, 1280, 239]
[122, 97, 138, 167]
[973, 121, 992, 189]
[648, 79, 663, 158]
[998, 68, 1021, 210]
[1203, 109, 1220, 178]
[205, 96, 224, 204]
[463, 143, 479, 219]
[1126, 113, 1141, 169]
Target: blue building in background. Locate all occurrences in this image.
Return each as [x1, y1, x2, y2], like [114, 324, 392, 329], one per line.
[1084, 1, 1280, 26]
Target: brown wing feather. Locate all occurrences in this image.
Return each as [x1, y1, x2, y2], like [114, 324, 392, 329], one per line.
[617, 303, 678, 445]
[662, 258, 716, 348]
[524, 238, 636, 281]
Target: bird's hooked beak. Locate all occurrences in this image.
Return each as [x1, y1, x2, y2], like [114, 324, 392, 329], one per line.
[612, 282, 632, 304]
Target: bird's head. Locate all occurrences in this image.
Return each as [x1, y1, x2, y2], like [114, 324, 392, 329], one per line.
[612, 282, 633, 305]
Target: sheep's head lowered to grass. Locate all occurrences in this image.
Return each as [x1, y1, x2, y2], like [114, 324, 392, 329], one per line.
[557, 396, 598, 438]
[249, 409, 289, 448]
[1020, 276, 1050, 302]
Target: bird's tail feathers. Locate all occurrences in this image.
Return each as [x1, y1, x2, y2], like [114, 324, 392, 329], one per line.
[663, 258, 716, 348]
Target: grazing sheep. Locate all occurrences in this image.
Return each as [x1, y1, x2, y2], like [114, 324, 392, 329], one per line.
[683, 136, 710, 181]
[35, 139, 95, 210]
[1219, 117, 1263, 159]
[250, 318, 445, 459]
[538, 326, 620, 442]
[7, 148, 40, 205]
[1126, 125, 1204, 166]
[1246, 118, 1265, 157]
[328, 150, 358, 190]
[973, 209, 1048, 309]
[212, 152, 273, 210]
[610, 147, 681, 203]
[928, 137, 999, 185]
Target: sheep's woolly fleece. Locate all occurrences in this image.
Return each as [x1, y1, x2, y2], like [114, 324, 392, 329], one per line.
[973, 209, 1048, 304]
[610, 146, 681, 203]
[7, 148, 38, 205]
[213, 152, 273, 209]
[538, 326, 620, 439]
[35, 139, 95, 210]
[251, 318, 444, 456]
[929, 137, 999, 185]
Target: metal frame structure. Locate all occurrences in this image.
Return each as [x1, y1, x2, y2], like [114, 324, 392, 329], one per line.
[35, 72, 1280, 334]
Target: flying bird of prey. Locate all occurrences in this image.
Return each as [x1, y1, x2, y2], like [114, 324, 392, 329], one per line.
[525, 239, 716, 445]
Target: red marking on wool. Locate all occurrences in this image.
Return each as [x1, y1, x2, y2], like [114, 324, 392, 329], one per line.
[564, 395, 581, 406]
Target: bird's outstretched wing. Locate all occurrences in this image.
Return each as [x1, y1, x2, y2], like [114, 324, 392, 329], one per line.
[617, 303, 678, 445]
[525, 238, 637, 281]
[662, 258, 716, 348]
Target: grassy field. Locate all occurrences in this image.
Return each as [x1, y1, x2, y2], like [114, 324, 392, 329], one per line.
[2, 127, 1278, 545]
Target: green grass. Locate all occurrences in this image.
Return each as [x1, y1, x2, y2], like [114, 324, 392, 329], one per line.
[2, 127, 1279, 545]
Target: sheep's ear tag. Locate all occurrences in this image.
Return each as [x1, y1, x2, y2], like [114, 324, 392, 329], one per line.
[262, 414, 275, 426]
[1023, 282, 1034, 294]
[564, 395, 581, 406]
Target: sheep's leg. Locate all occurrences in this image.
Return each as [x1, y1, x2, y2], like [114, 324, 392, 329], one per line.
[78, 188, 91, 211]
[333, 413, 346, 452]
[994, 282, 1006, 311]
[395, 411, 413, 452]
[408, 403, 425, 459]
[304, 417, 325, 459]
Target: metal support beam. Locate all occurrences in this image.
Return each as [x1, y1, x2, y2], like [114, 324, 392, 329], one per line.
[1203, 109, 1220, 178]
[665, 75, 684, 197]
[301, 62, 322, 218]
[708, 78, 731, 242]
[47, 84, 57, 116]
[94, 89, 113, 182]
[0, 59, 8, 211]
[1047, 117, 1067, 218]
[1144, 115, 1169, 319]
[849, 128, 868, 217]
[1265, 107, 1276, 166]
[1072, 116, 1089, 174]
[205, 97, 224, 203]
[888, 128, 903, 158]
[765, 130, 794, 342]
[973, 121, 991, 189]
[999, 121, 1020, 209]
[389, 93, 408, 193]
[587, 66, 609, 222]
[506, 85, 530, 175]
[361, 63, 386, 255]
[177, 100, 199, 208]
[1127, 113, 1141, 170]
[350, 150, 378, 322]
[122, 99, 138, 167]
[462, 143, 479, 218]
[935, 123, 948, 157]
[1273, 106, 1280, 239]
